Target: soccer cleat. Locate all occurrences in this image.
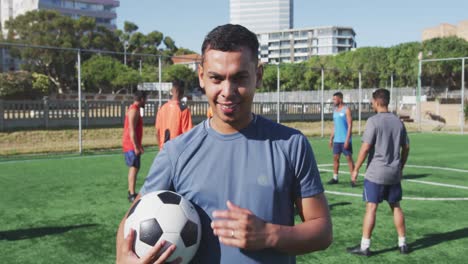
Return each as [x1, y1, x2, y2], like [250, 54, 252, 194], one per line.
[399, 245, 409, 254]
[327, 178, 339, 184]
[350, 181, 356, 188]
[128, 192, 138, 203]
[347, 245, 371, 257]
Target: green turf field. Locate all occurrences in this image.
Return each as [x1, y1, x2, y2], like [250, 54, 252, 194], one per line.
[1, 133, 467, 263]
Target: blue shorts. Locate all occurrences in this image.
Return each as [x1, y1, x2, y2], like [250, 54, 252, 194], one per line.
[363, 179, 402, 204]
[124, 150, 141, 169]
[333, 142, 353, 156]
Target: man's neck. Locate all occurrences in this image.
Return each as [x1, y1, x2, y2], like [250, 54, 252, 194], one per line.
[210, 113, 253, 134]
[376, 106, 389, 113]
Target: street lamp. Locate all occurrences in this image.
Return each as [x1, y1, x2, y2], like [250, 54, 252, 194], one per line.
[124, 40, 129, 66]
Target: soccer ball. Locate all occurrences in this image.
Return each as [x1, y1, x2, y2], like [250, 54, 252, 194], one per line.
[124, 190, 201, 263]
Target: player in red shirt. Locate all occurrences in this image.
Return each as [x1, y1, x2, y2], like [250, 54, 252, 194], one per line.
[122, 90, 147, 202]
[155, 79, 193, 149]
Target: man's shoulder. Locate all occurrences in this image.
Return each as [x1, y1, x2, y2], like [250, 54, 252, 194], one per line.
[255, 115, 305, 142]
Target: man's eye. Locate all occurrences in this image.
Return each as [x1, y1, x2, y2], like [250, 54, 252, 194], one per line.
[233, 75, 247, 82]
[209, 76, 222, 82]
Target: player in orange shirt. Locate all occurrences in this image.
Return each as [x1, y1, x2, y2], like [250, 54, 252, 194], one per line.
[155, 79, 193, 149]
[207, 105, 213, 118]
[122, 90, 147, 202]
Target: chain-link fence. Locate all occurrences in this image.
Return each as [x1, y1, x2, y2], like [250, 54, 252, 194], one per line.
[0, 43, 466, 155]
[416, 56, 468, 133]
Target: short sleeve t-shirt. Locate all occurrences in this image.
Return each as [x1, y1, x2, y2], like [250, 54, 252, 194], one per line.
[362, 112, 409, 185]
[155, 100, 193, 149]
[140, 115, 324, 264]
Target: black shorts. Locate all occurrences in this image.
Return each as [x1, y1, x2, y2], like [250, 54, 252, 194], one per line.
[333, 142, 353, 156]
[124, 150, 141, 169]
[363, 179, 402, 204]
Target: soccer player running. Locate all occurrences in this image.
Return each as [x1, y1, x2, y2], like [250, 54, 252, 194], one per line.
[155, 79, 193, 150]
[116, 24, 332, 264]
[122, 91, 147, 203]
[347, 88, 410, 256]
[328, 92, 355, 186]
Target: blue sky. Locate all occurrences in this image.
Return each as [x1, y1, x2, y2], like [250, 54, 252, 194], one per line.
[117, 0, 468, 52]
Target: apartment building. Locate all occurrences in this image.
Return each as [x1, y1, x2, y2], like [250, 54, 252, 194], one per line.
[258, 26, 356, 64]
[422, 20, 468, 42]
[230, 0, 293, 33]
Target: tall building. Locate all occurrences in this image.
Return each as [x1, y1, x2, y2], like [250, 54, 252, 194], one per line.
[0, 0, 119, 36]
[230, 0, 293, 33]
[258, 26, 356, 64]
[422, 20, 468, 42]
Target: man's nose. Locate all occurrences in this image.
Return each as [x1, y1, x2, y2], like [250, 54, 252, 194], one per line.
[220, 81, 236, 98]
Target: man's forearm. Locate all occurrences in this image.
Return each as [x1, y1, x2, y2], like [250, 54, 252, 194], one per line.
[354, 145, 369, 171]
[271, 216, 332, 255]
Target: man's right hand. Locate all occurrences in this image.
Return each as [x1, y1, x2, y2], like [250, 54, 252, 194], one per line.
[117, 229, 180, 264]
[351, 170, 358, 184]
[134, 146, 144, 156]
[328, 141, 333, 149]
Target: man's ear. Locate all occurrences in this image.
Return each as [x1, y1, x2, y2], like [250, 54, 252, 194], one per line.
[255, 63, 264, 88]
[198, 65, 205, 90]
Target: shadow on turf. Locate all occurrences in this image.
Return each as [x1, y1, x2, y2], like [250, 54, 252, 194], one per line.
[371, 227, 468, 256]
[329, 202, 352, 210]
[0, 224, 98, 241]
[402, 173, 431, 180]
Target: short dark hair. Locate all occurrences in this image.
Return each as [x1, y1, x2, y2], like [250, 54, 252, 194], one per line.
[134, 90, 147, 101]
[372, 88, 390, 106]
[201, 24, 259, 64]
[172, 79, 185, 97]
[333, 92, 343, 99]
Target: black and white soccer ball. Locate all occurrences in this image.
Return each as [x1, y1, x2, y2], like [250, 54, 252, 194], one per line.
[124, 190, 201, 263]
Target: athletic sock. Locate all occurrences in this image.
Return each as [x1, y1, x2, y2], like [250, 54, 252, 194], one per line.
[361, 237, 371, 250]
[333, 174, 338, 180]
[398, 237, 406, 247]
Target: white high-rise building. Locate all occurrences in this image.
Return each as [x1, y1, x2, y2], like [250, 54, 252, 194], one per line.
[230, 0, 293, 33]
[258, 26, 357, 64]
[0, 0, 119, 36]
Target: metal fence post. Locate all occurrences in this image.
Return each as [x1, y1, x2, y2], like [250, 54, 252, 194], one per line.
[0, 99, 4, 131]
[121, 101, 126, 124]
[461, 58, 465, 134]
[277, 63, 280, 123]
[43, 97, 49, 128]
[321, 67, 324, 137]
[358, 71, 362, 136]
[84, 100, 89, 128]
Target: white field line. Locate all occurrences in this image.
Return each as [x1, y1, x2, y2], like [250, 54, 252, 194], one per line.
[325, 190, 468, 201]
[0, 150, 158, 164]
[319, 165, 468, 201]
[318, 163, 468, 173]
[318, 168, 468, 190]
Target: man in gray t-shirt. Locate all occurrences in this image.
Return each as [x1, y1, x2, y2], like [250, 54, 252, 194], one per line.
[116, 24, 332, 264]
[347, 89, 410, 257]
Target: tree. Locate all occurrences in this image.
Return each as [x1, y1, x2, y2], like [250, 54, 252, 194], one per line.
[5, 10, 120, 94]
[162, 64, 197, 91]
[259, 64, 278, 92]
[0, 71, 45, 99]
[82, 55, 140, 93]
[163, 36, 177, 52]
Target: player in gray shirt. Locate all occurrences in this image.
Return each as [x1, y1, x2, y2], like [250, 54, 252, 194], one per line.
[347, 88, 410, 256]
